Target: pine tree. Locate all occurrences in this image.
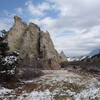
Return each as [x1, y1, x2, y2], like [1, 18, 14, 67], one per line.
[0, 30, 19, 81]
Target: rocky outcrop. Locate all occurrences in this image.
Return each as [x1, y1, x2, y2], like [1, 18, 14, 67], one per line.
[8, 16, 41, 60]
[20, 23, 40, 60]
[8, 16, 27, 52]
[59, 51, 68, 62]
[7, 16, 66, 69]
[38, 59, 60, 70]
[40, 31, 61, 63]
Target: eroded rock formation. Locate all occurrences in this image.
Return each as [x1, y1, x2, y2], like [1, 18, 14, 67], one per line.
[8, 16, 27, 52]
[7, 16, 67, 69]
[40, 31, 61, 63]
[60, 51, 68, 62]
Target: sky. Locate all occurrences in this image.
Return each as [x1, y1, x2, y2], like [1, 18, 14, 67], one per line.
[0, 0, 100, 57]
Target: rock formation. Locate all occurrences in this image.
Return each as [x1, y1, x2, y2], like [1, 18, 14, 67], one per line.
[8, 16, 40, 60]
[59, 51, 68, 62]
[7, 16, 67, 69]
[40, 31, 61, 63]
[8, 16, 27, 52]
[20, 23, 40, 60]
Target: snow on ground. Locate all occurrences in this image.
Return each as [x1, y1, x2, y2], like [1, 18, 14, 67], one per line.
[0, 70, 100, 100]
[0, 87, 12, 99]
[0, 87, 12, 94]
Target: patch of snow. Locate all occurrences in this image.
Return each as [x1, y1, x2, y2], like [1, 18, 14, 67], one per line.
[74, 87, 100, 100]
[67, 56, 91, 62]
[67, 57, 80, 62]
[16, 89, 52, 100]
[2, 70, 100, 100]
[4, 56, 17, 65]
[0, 70, 6, 73]
[0, 87, 12, 95]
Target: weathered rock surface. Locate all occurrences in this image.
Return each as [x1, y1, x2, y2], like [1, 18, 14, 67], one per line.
[8, 16, 27, 52]
[59, 51, 68, 62]
[20, 23, 40, 60]
[37, 59, 60, 70]
[40, 31, 61, 63]
[7, 16, 67, 69]
[8, 16, 41, 60]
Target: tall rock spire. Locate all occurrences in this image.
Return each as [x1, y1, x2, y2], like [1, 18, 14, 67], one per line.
[7, 16, 66, 64]
[8, 16, 27, 52]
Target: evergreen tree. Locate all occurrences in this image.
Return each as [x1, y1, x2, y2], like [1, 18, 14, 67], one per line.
[0, 30, 19, 81]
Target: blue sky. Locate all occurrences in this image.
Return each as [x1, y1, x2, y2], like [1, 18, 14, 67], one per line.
[0, 0, 100, 57]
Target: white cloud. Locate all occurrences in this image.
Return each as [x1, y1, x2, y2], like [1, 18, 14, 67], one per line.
[0, 11, 14, 31]
[16, 8, 23, 15]
[38, 2, 51, 11]
[1, 0, 100, 56]
[54, 25, 100, 56]
[0, 18, 13, 31]
[25, 1, 53, 17]
[29, 0, 100, 56]
[25, 1, 43, 16]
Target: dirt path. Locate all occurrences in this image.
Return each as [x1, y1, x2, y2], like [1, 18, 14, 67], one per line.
[0, 70, 100, 100]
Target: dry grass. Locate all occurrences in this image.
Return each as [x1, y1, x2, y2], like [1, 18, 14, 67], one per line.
[1, 70, 100, 100]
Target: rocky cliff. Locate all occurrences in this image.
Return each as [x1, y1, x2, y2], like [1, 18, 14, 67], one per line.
[7, 16, 67, 67]
[8, 16, 27, 52]
[39, 31, 61, 63]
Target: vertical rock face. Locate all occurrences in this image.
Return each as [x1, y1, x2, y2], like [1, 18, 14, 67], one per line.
[20, 23, 40, 60]
[8, 16, 40, 60]
[59, 51, 68, 62]
[40, 31, 61, 63]
[8, 16, 66, 68]
[8, 16, 27, 52]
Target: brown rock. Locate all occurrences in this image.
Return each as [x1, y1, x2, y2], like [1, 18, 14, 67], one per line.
[37, 58, 60, 70]
[8, 16, 27, 52]
[40, 31, 61, 63]
[8, 16, 40, 60]
[60, 51, 68, 62]
[20, 23, 40, 60]
[7, 16, 66, 69]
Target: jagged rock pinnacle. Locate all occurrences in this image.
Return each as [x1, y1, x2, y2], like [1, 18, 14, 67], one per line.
[60, 51, 68, 62]
[14, 16, 22, 23]
[8, 16, 67, 64]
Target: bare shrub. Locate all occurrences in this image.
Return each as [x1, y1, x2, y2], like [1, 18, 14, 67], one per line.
[19, 68, 43, 80]
[17, 58, 44, 80]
